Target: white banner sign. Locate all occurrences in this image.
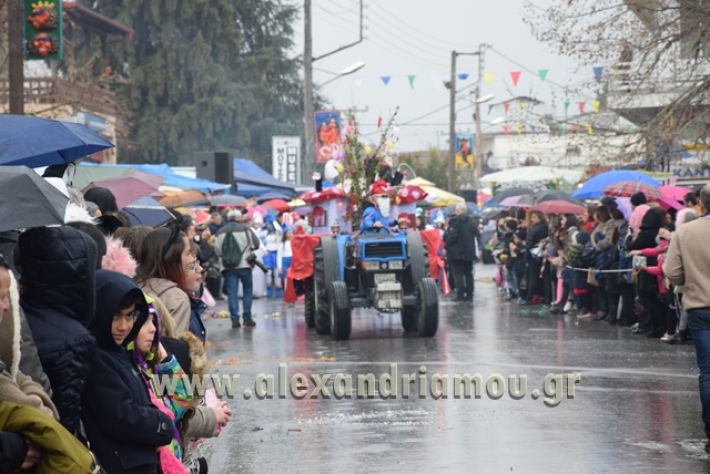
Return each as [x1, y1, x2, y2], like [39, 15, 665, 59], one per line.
[272, 136, 301, 184]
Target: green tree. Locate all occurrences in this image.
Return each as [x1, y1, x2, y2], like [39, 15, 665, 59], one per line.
[95, 0, 303, 167]
[401, 148, 448, 189]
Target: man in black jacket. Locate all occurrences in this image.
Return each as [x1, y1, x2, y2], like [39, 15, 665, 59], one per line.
[17, 226, 98, 435]
[445, 203, 481, 302]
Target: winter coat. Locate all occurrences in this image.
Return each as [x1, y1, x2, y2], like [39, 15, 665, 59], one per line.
[0, 271, 58, 420]
[82, 270, 173, 474]
[444, 214, 480, 262]
[139, 278, 191, 336]
[0, 430, 26, 472]
[628, 208, 665, 294]
[188, 296, 207, 343]
[18, 226, 98, 434]
[0, 402, 100, 473]
[525, 222, 549, 251]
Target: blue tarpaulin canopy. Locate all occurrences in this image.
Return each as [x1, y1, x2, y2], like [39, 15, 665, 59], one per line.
[233, 158, 295, 198]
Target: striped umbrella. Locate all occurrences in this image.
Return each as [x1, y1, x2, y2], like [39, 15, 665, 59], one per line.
[603, 181, 663, 200]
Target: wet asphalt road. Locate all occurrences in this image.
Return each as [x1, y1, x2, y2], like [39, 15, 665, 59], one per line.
[197, 265, 709, 473]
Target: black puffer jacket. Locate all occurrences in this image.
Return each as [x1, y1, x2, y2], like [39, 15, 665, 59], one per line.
[445, 214, 480, 262]
[18, 226, 98, 434]
[82, 270, 173, 474]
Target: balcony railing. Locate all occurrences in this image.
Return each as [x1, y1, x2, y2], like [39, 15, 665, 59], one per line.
[0, 77, 119, 117]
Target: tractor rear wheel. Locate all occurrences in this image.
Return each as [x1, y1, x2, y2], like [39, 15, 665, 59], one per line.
[328, 281, 352, 340]
[304, 277, 316, 328]
[314, 237, 340, 335]
[416, 278, 439, 337]
[406, 232, 429, 292]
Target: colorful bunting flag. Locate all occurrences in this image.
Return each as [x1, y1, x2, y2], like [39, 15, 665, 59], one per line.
[407, 74, 416, 89]
[537, 69, 549, 81]
[510, 71, 522, 87]
[564, 100, 570, 115]
[380, 76, 391, 86]
[518, 101, 527, 110]
[457, 73, 470, 81]
[530, 125, 537, 134]
[592, 99, 600, 113]
[483, 71, 495, 85]
[487, 104, 494, 115]
[586, 124, 593, 135]
[502, 124, 510, 134]
[504, 103, 510, 115]
[570, 124, 578, 134]
[516, 123, 524, 134]
[578, 101, 586, 113]
[593, 66, 604, 80]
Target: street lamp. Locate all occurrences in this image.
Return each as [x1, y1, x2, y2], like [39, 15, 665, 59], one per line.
[318, 61, 366, 87]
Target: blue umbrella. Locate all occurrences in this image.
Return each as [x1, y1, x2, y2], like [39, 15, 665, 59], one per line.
[122, 196, 174, 228]
[572, 170, 659, 200]
[0, 115, 114, 168]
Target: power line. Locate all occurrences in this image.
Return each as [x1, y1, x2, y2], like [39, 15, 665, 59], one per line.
[366, 2, 472, 50]
[364, 9, 455, 60]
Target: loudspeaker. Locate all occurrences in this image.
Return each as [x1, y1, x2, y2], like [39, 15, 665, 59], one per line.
[195, 152, 234, 189]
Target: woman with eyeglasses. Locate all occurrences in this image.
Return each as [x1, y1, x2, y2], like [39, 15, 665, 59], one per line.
[135, 226, 194, 335]
[81, 270, 174, 474]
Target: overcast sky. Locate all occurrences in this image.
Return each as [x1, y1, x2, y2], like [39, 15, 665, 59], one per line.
[291, 0, 597, 151]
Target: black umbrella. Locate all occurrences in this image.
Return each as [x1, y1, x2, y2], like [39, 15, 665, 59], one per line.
[0, 166, 68, 232]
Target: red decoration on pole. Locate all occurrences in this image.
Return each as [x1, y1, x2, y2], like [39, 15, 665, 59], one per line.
[578, 101, 586, 113]
[510, 71, 522, 87]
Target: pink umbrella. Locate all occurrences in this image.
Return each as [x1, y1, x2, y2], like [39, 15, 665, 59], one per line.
[531, 200, 586, 215]
[83, 171, 165, 208]
[660, 185, 692, 202]
[499, 195, 522, 207]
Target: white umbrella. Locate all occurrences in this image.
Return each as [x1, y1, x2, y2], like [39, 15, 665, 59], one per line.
[480, 166, 583, 186]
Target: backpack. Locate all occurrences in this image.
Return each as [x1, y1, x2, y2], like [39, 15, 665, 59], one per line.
[221, 232, 244, 268]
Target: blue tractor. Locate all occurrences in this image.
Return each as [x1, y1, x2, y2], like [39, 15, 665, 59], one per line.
[304, 231, 439, 340]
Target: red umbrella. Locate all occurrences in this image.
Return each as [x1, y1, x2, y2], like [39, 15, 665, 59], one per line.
[531, 200, 586, 215]
[83, 171, 164, 208]
[603, 181, 663, 200]
[262, 199, 290, 213]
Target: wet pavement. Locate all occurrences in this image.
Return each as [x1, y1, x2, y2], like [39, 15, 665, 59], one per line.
[198, 265, 709, 473]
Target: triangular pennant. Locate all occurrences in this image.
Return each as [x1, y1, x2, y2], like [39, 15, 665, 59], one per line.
[502, 124, 510, 134]
[518, 101, 527, 110]
[487, 104, 494, 115]
[503, 103, 511, 115]
[564, 100, 570, 115]
[586, 124, 594, 135]
[516, 123, 524, 134]
[380, 76, 391, 86]
[570, 124, 578, 134]
[510, 71, 522, 86]
[593, 66, 604, 80]
[530, 125, 537, 134]
[457, 73, 470, 81]
[537, 69, 549, 81]
[578, 101, 586, 113]
[407, 74, 416, 89]
[559, 123, 567, 135]
[592, 99, 600, 113]
[483, 70, 495, 85]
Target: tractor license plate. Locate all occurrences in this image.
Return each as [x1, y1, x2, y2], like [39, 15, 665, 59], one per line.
[374, 273, 397, 284]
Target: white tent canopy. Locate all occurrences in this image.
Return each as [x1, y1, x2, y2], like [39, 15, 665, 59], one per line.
[480, 166, 583, 186]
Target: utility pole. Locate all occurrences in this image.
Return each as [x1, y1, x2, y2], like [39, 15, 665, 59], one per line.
[447, 49, 480, 192]
[302, 0, 364, 186]
[8, 0, 24, 114]
[447, 50, 457, 192]
[474, 44, 489, 187]
[303, 0, 314, 184]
